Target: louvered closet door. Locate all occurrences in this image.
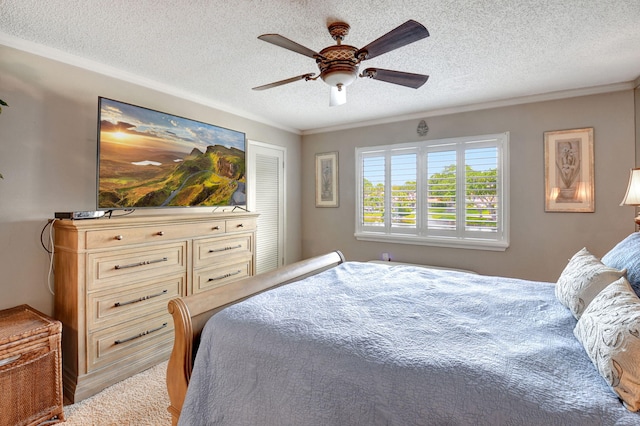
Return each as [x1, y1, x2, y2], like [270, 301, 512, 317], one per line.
[248, 142, 285, 274]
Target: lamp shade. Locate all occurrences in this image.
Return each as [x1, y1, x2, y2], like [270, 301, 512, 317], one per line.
[621, 168, 640, 206]
[330, 85, 347, 106]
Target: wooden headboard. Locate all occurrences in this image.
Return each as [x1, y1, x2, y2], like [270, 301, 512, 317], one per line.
[166, 250, 346, 425]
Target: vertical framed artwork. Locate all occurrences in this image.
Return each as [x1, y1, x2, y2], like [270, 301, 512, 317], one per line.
[315, 151, 339, 207]
[544, 127, 594, 212]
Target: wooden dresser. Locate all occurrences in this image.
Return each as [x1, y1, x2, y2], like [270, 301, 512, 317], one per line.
[53, 212, 257, 403]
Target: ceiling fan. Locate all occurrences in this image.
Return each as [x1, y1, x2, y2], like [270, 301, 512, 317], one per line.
[252, 20, 430, 106]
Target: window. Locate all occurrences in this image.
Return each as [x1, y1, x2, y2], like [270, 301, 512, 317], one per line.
[355, 133, 509, 250]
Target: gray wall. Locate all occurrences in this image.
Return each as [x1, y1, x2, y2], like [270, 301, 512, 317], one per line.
[301, 90, 637, 282]
[0, 44, 302, 315]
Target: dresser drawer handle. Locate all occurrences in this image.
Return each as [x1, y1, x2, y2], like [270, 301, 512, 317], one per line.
[114, 257, 168, 270]
[0, 354, 21, 367]
[114, 289, 168, 307]
[114, 322, 168, 345]
[208, 270, 242, 282]
[212, 226, 220, 230]
[115, 235, 124, 240]
[208, 244, 242, 253]
[156, 231, 165, 236]
[236, 223, 244, 228]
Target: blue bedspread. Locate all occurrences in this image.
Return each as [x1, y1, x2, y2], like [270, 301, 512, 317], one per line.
[179, 262, 640, 425]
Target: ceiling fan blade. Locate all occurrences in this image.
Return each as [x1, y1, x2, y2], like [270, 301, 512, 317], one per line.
[356, 20, 429, 60]
[360, 68, 429, 89]
[258, 34, 321, 59]
[330, 85, 347, 106]
[252, 73, 315, 91]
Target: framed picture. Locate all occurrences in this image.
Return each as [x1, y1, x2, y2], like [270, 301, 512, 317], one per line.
[544, 127, 594, 212]
[315, 151, 339, 207]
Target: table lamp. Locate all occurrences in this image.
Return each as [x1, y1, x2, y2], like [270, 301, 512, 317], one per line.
[620, 168, 640, 225]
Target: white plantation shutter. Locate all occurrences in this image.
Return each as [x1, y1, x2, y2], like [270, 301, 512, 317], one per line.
[390, 153, 417, 229]
[361, 154, 385, 228]
[465, 146, 498, 234]
[427, 149, 457, 232]
[355, 133, 509, 251]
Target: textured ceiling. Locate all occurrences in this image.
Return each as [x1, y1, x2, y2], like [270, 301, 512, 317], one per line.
[1, 0, 639, 134]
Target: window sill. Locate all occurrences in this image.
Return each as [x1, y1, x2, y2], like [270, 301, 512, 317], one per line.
[354, 232, 509, 251]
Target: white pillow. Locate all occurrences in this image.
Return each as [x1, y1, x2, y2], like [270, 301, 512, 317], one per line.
[573, 277, 640, 411]
[555, 247, 626, 319]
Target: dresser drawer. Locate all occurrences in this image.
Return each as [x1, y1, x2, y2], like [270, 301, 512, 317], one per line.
[87, 242, 187, 290]
[85, 220, 225, 249]
[88, 274, 185, 332]
[87, 313, 173, 373]
[194, 234, 253, 268]
[193, 260, 252, 293]
[225, 217, 256, 233]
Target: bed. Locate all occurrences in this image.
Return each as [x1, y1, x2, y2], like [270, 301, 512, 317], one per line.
[166, 234, 640, 425]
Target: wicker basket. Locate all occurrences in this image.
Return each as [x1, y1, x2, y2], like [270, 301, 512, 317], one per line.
[0, 305, 64, 426]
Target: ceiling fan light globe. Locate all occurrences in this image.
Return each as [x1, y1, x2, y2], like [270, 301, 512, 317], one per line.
[322, 69, 358, 87]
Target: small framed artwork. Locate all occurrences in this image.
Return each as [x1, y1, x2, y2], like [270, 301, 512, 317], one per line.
[315, 151, 339, 207]
[544, 127, 594, 212]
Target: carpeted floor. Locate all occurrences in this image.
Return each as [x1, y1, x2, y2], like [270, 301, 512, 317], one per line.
[62, 361, 171, 425]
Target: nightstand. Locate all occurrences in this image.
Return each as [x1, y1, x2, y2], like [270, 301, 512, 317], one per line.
[0, 305, 64, 426]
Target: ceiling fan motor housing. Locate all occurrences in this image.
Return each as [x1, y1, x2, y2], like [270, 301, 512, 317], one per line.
[317, 45, 359, 88]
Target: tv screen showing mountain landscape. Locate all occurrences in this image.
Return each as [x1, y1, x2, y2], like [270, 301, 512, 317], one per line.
[97, 98, 246, 209]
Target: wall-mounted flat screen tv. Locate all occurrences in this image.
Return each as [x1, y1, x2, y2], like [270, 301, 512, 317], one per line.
[97, 97, 246, 210]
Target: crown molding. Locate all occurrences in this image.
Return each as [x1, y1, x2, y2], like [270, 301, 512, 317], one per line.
[302, 81, 635, 135]
[2, 32, 634, 137]
[0, 32, 302, 135]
